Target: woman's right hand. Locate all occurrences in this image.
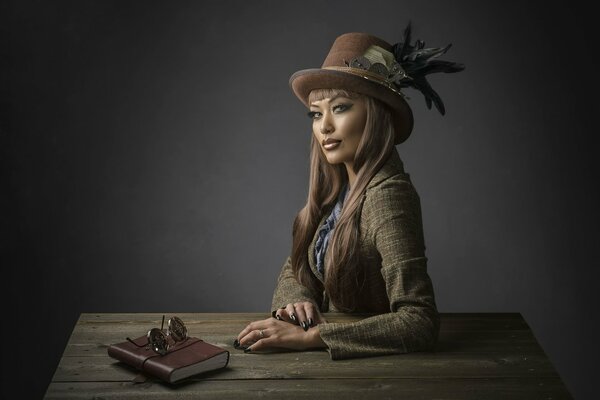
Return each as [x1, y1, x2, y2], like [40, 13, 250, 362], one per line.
[273, 302, 328, 331]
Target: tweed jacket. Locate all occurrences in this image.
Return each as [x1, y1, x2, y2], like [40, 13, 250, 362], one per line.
[271, 148, 439, 360]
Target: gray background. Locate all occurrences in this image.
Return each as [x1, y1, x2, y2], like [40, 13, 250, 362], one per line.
[3, 0, 598, 398]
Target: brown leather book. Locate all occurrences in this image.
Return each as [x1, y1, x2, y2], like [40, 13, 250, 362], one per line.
[108, 334, 230, 383]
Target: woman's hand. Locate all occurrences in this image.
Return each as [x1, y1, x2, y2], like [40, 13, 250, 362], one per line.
[273, 301, 328, 331]
[235, 316, 327, 353]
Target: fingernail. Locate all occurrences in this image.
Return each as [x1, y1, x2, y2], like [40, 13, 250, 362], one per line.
[276, 315, 283, 321]
[301, 321, 308, 331]
[290, 313, 297, 321]
[308, 318, 314, 326]
[233, 339, 240, 348]
[244, 347, 252, 353]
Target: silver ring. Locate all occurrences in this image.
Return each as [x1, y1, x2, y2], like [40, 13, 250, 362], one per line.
[259, 329, 264, 338]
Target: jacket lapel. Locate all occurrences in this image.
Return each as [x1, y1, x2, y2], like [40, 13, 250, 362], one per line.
[306, 149, 405, 284]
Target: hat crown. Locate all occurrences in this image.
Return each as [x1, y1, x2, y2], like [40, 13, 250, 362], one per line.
[321, 33, 393, 69]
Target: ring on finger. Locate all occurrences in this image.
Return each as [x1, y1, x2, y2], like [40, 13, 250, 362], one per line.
[259, 329, 264, 338]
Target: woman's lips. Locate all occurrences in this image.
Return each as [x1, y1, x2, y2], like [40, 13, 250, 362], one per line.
[323, 140, 341, 150]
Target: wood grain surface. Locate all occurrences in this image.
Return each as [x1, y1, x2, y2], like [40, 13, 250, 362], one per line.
[44, 313, 573, 399]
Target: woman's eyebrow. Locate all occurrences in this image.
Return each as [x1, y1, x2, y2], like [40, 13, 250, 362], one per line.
[310, 95, 347, 107]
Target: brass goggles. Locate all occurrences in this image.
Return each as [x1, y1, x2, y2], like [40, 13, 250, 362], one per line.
[127, 315, 188, 355]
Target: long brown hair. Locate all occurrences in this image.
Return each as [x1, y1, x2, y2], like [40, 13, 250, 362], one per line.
[290, 88, 396, 312]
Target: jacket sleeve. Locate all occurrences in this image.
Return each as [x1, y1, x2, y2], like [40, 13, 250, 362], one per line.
[318, 177, 439, 360]
[271, 255, 323, 314]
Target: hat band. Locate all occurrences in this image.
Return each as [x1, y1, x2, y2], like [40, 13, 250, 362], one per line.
[323, 66, 404, 96]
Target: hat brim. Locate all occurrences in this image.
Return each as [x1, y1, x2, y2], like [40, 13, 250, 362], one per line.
[289, 68, 414, 144]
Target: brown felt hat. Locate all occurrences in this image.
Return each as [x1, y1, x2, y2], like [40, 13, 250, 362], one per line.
[289, 32, 414, 144]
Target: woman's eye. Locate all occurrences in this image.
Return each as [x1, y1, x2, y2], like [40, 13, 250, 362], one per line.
[307, 111, 321, 119]
[333, 103, 352, 113]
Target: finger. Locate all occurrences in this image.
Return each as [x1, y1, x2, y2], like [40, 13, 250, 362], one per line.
[239, 328, 268, 348]
[236, 318, 269, 342]
[293, 303, 309, 331]
[236, 329, 255, 349]
[273, 307, 287, 322]
[302, 302, 317, 327]
[285, 303, 299, 324]
[236, 321, 257, 342]
[246, 337, 277, 353]
[305, 304, 327, 324]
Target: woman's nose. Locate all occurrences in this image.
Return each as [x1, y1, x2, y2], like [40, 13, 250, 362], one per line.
[320, 113, 334, 134]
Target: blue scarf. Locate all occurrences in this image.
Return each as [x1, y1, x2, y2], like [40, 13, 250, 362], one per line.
[314, 184, 349, 276]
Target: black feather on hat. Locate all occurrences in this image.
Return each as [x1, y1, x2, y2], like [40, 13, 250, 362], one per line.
[391, 22, 465, 115]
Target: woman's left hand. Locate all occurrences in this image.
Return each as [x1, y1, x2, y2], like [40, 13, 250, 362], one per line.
[235, 317, 322, 353]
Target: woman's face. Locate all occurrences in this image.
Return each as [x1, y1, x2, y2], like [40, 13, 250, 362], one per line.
[309, 94, 367, 168]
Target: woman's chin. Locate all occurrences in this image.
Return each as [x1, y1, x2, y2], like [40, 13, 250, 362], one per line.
[324, 157, 344, 165]
[322, 153, 346, 165]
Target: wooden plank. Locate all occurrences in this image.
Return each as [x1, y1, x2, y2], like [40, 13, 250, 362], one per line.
[77, 312, 531, 330]
[61, 330, 544, 357]
[52, 350, 560, 382]
[66, 328, 539, 348]
[66, 313, 533, 352]
[44, 378, 573, 400]
[78, 312, 527, 320]
[68, 320, 534, 337]
[59, 312, 542, 358]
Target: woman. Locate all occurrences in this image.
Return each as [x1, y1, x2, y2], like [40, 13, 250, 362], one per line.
[234, 27, 463, 360]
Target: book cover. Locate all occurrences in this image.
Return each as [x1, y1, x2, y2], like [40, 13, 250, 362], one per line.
[108, 334, 230, 383]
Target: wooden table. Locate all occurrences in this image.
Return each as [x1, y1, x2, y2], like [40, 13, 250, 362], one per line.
[44, 313, 572, 399]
